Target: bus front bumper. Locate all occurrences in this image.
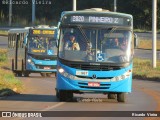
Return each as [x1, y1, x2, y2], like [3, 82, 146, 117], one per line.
[56, 73, 132, 93]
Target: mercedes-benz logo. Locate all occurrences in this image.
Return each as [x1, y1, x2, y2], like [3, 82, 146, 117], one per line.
[92, 74, 97, 79]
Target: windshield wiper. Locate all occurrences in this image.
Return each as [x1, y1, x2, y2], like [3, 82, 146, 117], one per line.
[101, 27, 118, 44]
[77, 25, 89, 43]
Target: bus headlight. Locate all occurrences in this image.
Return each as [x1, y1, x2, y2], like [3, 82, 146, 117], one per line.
[58, 67, 64, 73]
[111, 70, 132, 82]
[58, 66, 75, 80]
[27, 58, 34, 65]
[27, 59, 32, 63]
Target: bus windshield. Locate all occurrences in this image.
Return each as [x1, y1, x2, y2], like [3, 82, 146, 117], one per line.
[28, 36, 57, 55]
[59, 27, 132, 63]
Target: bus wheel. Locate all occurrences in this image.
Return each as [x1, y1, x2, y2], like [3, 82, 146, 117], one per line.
[54, 72, 57, 77]
[59, 90, 73, 102]
[40, 73, 46, 77]
[52, 72, 56, 77]
[46, 73, 51, 77]
[108, 93, 116, 99]
[17, 72, 22, 77]
[24, 72, 29, 77]
[117, 93, 126, 102]
[56, 90, 59, 98]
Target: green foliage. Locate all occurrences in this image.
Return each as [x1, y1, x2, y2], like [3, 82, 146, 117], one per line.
[0, 49, 23, 94]
[133, 58, 160, 80]
[0, 49, 7, 62]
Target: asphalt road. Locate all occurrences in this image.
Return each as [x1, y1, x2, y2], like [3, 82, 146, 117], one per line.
[0, 74, 160, 120]
[0, 36, 8, 49]
[0, 36, 160, 120]
[134, 49, 160, 60]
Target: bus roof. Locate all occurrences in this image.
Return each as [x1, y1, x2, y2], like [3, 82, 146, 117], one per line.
[8, 28, 29, 33]
[61, 8, 133, 19]
[30, 27, 57, 30]
[60, 8, 133, 28]
[8, 25, 57, 34]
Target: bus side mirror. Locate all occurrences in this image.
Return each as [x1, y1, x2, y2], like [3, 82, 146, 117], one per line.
[134, 33, 138, 48]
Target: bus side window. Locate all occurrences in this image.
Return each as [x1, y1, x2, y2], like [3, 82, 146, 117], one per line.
[8, 34, 11, 48]
[12, 34, 16, 48]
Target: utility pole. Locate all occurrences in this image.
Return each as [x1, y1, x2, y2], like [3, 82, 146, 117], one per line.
[32, 0, 36, 26]
[114, 0, 117, 12]
[73, 0, 76, 11]
[9, 0, 12, 26]
[152, 0, 157, 68]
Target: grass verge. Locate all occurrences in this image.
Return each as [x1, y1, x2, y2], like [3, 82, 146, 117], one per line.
[137, 39, 160, 50]
[0, 30, 8, 36]
[0, 49, 23, 97]
[133, 58, 160, 81]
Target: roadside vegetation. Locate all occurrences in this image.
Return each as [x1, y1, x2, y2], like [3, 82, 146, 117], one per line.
[0, 49, 23, 97]
[134, 29, 160, 33]
[137, 39, 160, 50]
[133, 58, 160, 80]
[0, 30, 8, 36]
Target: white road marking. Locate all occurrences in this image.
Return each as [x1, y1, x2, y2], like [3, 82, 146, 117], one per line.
[41, 102, 65, 111]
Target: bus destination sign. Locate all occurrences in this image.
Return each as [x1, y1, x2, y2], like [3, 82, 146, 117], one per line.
[32, 30, 55, 35]
[70, 15, 124, 25]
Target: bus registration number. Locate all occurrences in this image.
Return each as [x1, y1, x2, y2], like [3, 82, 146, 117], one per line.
[76, 71, 88, 76]
[44, 67, 50, 70]
[88, 82, 100, 87]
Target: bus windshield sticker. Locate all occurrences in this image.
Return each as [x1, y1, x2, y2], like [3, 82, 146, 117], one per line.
[32, 49, 46, 53]
[96, 53, 105, 62]
[76, 71, 88, 76]
[48, 50, 54, 55]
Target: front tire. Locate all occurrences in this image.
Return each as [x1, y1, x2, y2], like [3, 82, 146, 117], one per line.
[46, 73, 51, 77]
[108, 93, 116, 99]
[58, 90, 73, 102]
[117, 93, 126, 102]
[24, 72, 29, 77]
[40, 73, 46, 77]
[16, 72, 22, 77]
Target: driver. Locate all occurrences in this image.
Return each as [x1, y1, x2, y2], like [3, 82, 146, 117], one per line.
[64, 35, 80, 50]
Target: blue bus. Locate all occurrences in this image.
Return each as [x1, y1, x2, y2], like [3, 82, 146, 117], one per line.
[56, 8, 136, 102]
[8, 26, 57, 77]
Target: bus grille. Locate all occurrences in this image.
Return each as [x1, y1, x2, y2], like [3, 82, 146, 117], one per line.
[76, 76, 113, 79]
[35, 65, 56, 69]
[80, 86, 110, 89]
[68, 64, 121, 71]
[29, 54, 57, 60]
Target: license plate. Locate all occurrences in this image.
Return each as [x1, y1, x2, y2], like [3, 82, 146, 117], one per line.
[88, 82, 100, 87]
[44, 67, 50, 70]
